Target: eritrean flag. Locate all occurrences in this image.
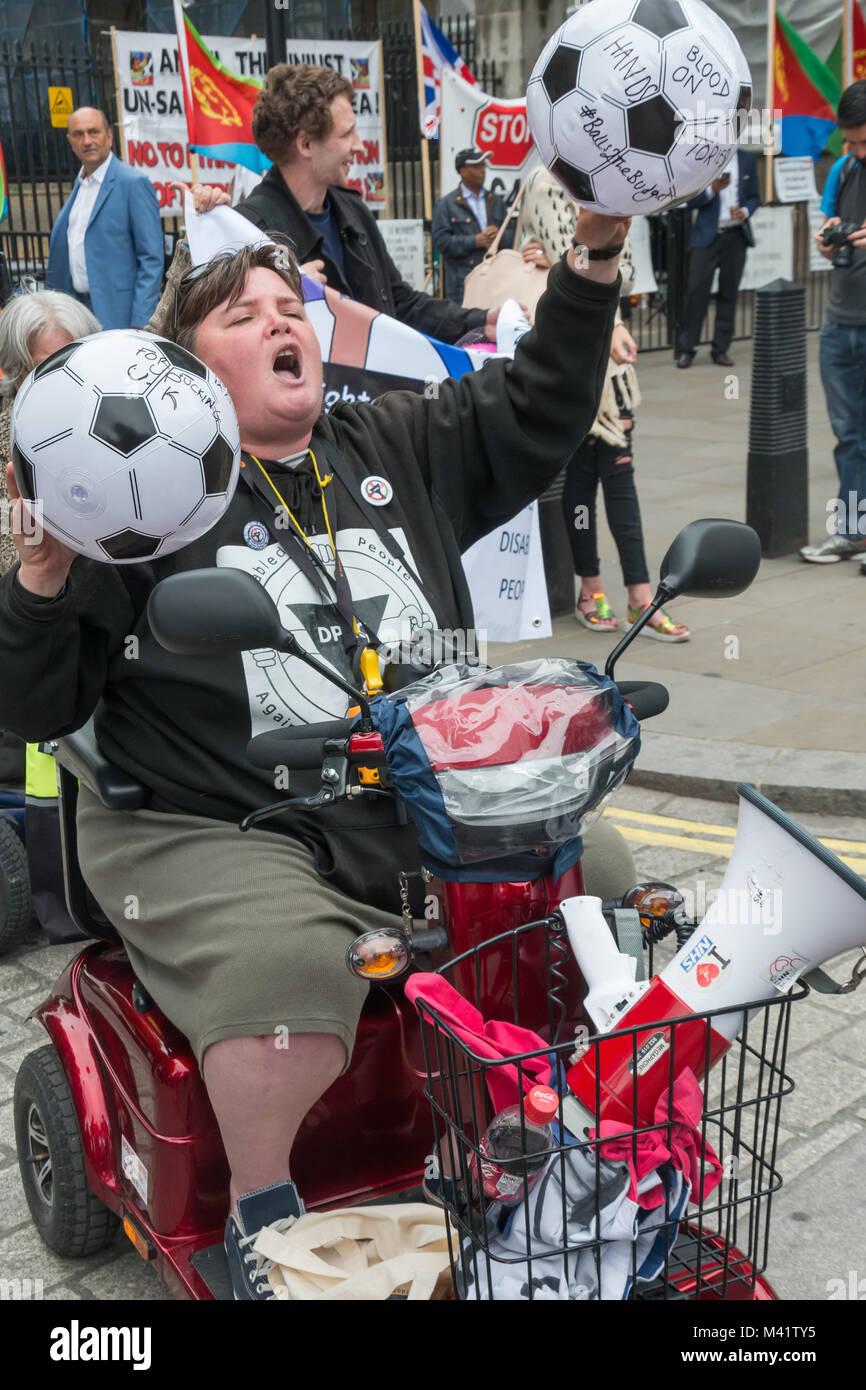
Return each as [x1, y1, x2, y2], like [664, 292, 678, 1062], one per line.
[775, 10, 840, 161]
[173, 0, 271, 175]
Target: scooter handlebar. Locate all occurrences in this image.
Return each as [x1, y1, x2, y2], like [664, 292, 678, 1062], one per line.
[247, 718, 355, 771]
[616, 681, 670, 721]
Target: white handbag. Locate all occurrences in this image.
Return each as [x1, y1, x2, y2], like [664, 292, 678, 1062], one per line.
[461, 178, 549, 323]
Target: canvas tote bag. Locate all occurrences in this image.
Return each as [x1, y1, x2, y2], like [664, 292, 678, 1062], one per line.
[253, 1203, 454, 1300]
[461, 178, 549, 323]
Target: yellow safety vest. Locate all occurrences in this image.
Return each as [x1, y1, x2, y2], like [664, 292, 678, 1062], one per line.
[25, 743, 59, 802]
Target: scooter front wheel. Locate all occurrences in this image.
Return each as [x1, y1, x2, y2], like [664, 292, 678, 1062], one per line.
[14, 1045, 119, 1257]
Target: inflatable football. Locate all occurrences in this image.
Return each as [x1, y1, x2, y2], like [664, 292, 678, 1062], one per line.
[11, 330, 240, 564]
[526, 0, 752, 216]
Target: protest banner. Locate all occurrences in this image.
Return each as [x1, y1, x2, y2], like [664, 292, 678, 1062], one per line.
[112, 30, 267, 216]
[283, 38, 389, 213]
[439, 68, 540, 202]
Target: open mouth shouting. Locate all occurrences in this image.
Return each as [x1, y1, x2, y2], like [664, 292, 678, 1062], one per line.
[273, 345, 302, 381]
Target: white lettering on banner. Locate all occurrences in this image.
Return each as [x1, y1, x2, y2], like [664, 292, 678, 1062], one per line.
[462, 502, 551, 643]
[114, 30, 265, 216]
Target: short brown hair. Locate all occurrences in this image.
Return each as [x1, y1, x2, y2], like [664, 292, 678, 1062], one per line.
[252, 63, 354, 163]
[172, 243, 304, 354]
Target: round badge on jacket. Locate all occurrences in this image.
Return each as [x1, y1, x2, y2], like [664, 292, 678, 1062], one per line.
[244, 520, 271, 550]
[361, 475, 393, 507]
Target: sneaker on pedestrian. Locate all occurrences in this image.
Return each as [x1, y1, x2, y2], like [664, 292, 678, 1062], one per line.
[799, 534, 866, 564]
[224, 1178, 304, 1300]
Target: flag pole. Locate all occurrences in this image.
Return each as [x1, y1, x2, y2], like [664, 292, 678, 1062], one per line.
[377, 39, 391, 219]
[173, 0, 200, 189]
[766, 0, 776, 202]
[844, 0, 854, 86]
[109, 27, 128, 164]
[412, 0, 433, 221]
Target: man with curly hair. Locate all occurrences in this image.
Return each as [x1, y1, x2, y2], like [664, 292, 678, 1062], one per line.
[237, 64, 500, 344]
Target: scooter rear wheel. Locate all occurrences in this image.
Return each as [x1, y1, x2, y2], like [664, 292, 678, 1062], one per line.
[0, 817, 31, 954]
[14, 1045, 119, 1257]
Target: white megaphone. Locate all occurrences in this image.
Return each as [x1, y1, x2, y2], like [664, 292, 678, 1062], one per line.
[564, 783, 866, 1129]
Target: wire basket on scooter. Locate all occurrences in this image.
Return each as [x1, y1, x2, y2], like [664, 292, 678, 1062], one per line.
[413, 916, 801, 1302]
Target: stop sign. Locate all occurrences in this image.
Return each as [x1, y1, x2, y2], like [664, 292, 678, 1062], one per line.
[473, 101, 534, 169]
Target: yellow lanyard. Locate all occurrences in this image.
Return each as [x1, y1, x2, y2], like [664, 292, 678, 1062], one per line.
[245, 450, 383, 695]
[247, 448, 335, 554]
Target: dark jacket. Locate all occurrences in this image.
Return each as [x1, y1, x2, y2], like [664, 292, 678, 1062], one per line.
[0, 260, 617, 908]
[687, 151, 761, 250]
[237, 166, 485, 344]
[431, 186, 516, 304]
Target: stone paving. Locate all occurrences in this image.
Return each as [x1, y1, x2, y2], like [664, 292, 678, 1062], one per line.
[1, 786, 863, 1303]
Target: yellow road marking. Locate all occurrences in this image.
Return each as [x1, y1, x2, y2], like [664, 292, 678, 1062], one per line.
[606, 814, 866, 874]
[603, 806, 866, 857]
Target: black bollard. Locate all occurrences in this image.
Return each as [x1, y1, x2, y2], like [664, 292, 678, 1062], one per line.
[746, 278, 809, 557]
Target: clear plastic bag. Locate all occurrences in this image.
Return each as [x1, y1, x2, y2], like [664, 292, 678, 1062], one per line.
[374, 659, 640, 868]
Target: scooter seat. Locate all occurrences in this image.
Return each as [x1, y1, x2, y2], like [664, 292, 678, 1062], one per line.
[54, 717, 149, 812]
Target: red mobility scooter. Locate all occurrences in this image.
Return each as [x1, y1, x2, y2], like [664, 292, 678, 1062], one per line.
[14, 520, 796, 1300]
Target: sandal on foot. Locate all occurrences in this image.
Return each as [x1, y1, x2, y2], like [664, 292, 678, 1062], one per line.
[575, 591, 620, 631]
[625, 603, 690, 643]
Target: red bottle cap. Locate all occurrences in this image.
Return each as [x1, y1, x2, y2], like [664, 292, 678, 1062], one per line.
[524, 1085, 560, 1126]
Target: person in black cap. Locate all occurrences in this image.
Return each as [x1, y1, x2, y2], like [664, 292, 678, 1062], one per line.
[432, 147, 516, 304]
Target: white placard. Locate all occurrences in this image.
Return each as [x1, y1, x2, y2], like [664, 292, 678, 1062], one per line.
[462, 502, 552, 643]
[284, 39, 387, 211]
[739, 205, 795, 291]
[113, 30, 267, 217]
[774, 157, 820, 205]
[628, 217, 658, 296]
[378, 219, 426, 292]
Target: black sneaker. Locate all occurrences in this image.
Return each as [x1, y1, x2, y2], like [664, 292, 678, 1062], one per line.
[224, 1179, 304, 1300]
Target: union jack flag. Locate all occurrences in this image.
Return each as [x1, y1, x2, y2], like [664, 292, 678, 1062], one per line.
[419, 4, 476, 139]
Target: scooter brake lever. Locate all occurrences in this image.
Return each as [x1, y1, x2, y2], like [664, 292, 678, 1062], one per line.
[239, 756, 349, 831]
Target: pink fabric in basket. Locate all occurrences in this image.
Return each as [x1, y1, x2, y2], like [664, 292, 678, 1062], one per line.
[404, 973, 551, 1111]
[591, 1069, 723, 1207]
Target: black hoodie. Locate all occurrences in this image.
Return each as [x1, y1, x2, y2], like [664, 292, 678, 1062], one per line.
[0, 259, 618, 908]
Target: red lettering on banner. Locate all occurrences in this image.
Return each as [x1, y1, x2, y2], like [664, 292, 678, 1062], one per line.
[355, 139, 380, 165]
[127, 139, 159, 169]
[475, 102, 533, 169]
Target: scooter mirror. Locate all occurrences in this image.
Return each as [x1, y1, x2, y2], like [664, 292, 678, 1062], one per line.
[658, 518, 762, 600]
[148, 568, 291, 656]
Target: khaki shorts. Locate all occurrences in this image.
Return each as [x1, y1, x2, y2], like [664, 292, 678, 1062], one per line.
[75, 786, 402, 1068]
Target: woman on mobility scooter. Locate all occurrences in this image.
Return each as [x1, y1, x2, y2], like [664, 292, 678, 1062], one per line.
[0, 209, 629, 1299]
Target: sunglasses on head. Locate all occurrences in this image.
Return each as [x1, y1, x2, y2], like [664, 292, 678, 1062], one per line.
[171, 243, 298, 339]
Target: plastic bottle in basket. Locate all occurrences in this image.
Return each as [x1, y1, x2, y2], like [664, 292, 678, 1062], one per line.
[475, 1085, 559, 1205]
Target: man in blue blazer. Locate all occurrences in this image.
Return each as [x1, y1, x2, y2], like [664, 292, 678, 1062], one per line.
[675, 149, 761, 368]
[46, 108, 164, 331]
